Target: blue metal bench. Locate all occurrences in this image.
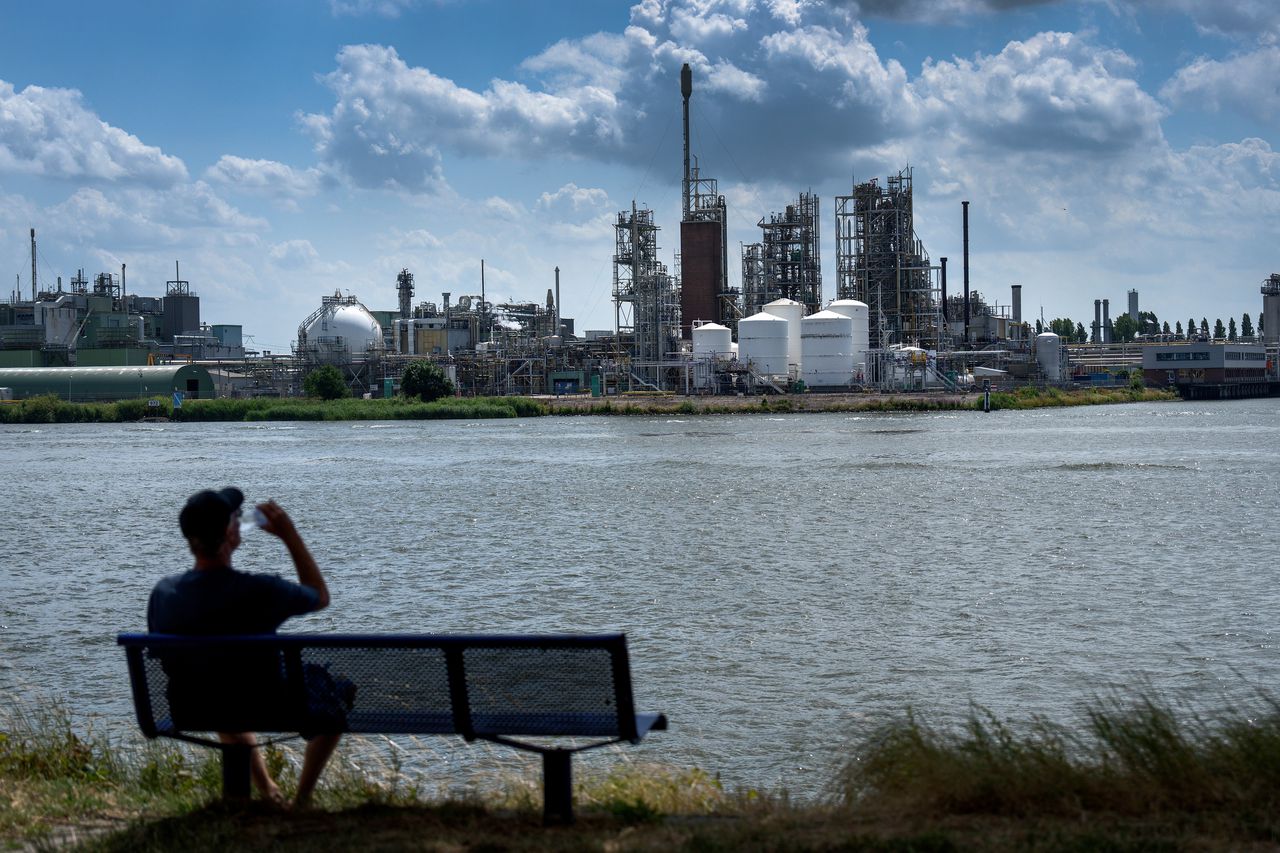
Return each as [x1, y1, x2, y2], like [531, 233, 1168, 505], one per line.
[118, 632, 667, 823]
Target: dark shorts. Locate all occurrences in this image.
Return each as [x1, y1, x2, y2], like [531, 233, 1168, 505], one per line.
[301, 662, 356, 740]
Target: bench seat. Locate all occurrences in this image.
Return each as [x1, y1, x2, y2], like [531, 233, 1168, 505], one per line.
[118, 632, 667, 823]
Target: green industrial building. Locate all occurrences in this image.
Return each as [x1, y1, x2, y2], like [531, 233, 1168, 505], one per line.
[0, 365, 214, 402]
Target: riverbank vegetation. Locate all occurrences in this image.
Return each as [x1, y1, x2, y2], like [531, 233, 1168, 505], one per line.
[4, 693, 1278, 851]
[0, 385, 1178, 424]
[0, 394, 547, 424]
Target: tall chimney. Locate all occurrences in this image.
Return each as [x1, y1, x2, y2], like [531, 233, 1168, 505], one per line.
[1102, 298, 1111, 344]
[554, 266, 561, 339]
[962, 201, 970, 337]
[681, 64, 693, 220]
[1011, 284, 1021, 323]
[1093, 299, 1102, 343]
[1128, 288, 1139, 323]
[940, 257, 948, 325]
[30, 228, 37, 301]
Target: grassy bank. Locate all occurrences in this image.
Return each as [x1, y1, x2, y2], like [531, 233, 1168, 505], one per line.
[0, 395, 548, 424]
[5, 694, 1279, 851]
[0, 385, 1178, 424]
[984, 385, 1177, 410]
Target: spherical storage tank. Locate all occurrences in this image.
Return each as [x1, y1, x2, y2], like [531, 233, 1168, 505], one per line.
[801, 310, 856, 387]
[1035, 332, 1062, 382]
[826, 299, 870, 369]
[737, 312, 790, 376]
[762, 298, 803, 372]
[300, 295, 384, 364]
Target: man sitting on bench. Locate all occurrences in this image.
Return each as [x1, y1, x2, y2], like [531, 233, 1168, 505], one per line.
[148, 487, 340, 808]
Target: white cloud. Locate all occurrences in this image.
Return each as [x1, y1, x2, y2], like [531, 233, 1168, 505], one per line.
[0, 80, 187, 187]
[535, 183, 611, 217]
[916, 31, 1165, 155]
[268, 239, 321, 269]
[204, 155, 323, 200]
[1160, 47, 1280, 126]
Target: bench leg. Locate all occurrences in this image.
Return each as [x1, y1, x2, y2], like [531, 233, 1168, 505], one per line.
[222, 743, 252, 800]
[542, 750, 573, 825]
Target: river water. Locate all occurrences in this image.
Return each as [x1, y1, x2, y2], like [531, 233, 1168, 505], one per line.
[2, 400, 1278, 799]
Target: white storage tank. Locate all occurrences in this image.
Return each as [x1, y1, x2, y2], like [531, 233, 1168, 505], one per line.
[737, 311, 790, 376]
[801, 310, 856, 387]
[826, 299, 870, 369]
[692, 322, 733, 360]
[692, 322, 733, 391]
[1036, 332, 1062, 382]
[762, 298, 804, 373]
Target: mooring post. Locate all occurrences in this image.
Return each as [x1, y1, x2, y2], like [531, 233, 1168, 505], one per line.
[983, 378, 991, 413]
[542, 749, 574, 825]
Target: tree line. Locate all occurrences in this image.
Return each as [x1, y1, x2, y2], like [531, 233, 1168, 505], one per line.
[1038, 311, 1263, 344]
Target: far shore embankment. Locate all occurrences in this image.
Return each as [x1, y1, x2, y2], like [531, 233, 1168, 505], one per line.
[0, 386, 1179, 424]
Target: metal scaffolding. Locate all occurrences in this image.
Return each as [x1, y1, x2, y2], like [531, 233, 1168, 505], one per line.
[835, 167, 940, 349]
[743, 191, 821, 317]
[614, 203, 680, 383]
[740, 243, 766, 318]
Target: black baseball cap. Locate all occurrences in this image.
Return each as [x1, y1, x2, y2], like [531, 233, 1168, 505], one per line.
[179, 487, 245, 544]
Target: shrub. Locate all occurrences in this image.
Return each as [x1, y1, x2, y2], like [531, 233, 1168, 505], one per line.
[303, 364, 349, 400]
[400, 361, 455, 402]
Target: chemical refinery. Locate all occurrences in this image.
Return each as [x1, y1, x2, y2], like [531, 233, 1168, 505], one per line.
[2, 64, 1278, 402]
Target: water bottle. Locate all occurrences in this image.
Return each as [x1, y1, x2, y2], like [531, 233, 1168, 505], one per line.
[239, 506, 268, 534]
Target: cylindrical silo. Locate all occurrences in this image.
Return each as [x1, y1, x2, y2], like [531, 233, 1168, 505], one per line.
[1036, 332, 1062, 382]
[692, 322, 733, 390]
[801, 310, 855, 387]
[826, 299, 870, 369]
[737, 311, 790, 376]
[762, 298, 803, 374]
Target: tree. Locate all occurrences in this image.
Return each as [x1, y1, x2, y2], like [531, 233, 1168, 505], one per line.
[1175, 320, 1184, 338]
[1259, 313, 1265, 334]
[1035, 319, 1044, 334]
[1241, 313, 1254, 338]
[302, 364, 348, 400]
[1228, 317, 1237, 341]
[1162, 321, 1171, 335]
[1138, 311, 1160, 335]
[400, 360, 455, 402]
[1189, 318, 1198, 339]
[1075, 322, 1086, 343]
[1213, 318, 1226, 340]
[1200, 318, 1210, 337]
[1112, 313, 1138, 342]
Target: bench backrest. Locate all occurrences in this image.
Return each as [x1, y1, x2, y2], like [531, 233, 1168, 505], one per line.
[117, 633, 643, 742]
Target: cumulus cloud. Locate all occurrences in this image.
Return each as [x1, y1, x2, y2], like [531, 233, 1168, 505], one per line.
[268, 239, 321, 269]
[0, 80, 187, 186]
[534, 183, 611, 217]
[301, 43, 641, 192]
[1160, 47, 1280, 126]
[204, 155, 323, 200]
[916, 31, 1165, 155]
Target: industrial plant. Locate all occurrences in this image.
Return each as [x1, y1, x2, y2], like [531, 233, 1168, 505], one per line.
[2, 64, 1278, 404]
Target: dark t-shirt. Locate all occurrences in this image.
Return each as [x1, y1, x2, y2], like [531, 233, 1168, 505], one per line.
[147, 568, 322, 731]
[148, 567, 320, 634]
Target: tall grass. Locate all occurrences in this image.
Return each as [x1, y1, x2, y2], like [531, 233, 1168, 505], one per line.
[839, 695, 1280, 823]
[983, 386, 1176, 410]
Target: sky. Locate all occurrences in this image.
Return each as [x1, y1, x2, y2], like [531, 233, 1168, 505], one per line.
[2, 0, 1278, 352]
